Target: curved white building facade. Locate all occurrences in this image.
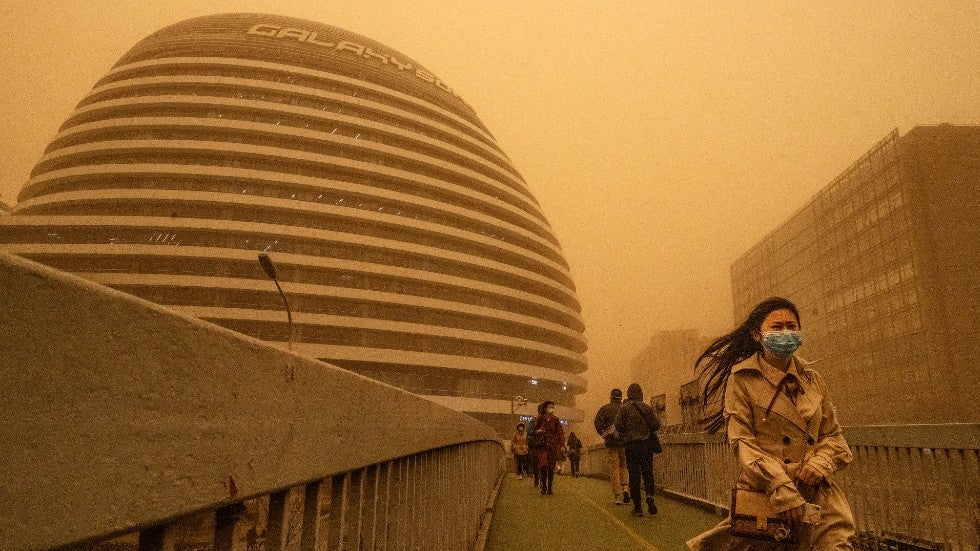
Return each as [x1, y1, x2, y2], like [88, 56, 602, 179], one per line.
[1, 14, 586, 433]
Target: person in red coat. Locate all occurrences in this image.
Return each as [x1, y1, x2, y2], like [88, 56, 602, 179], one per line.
[533, 400, 565, 495]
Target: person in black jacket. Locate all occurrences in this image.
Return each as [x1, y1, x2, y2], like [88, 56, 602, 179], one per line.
[566, 431, 583, 477]
[527, 402, 545, 487]
[614, 383, 661, 517]
[594, 388, 630, 504]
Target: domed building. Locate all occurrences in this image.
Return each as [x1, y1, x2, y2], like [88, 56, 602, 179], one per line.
[0, 13, 587, 434]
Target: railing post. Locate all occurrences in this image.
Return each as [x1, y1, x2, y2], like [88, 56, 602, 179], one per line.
[347, 468, 365, 550]
[137, 525, 166, 551]
[326, 474, 348, 550]
[214, 503, 245, 551]
[300, 480, 321, 551]
[361, 465, 379, 550]
[265, 489, 288, 551]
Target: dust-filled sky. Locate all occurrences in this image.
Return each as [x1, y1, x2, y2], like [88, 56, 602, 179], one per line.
[2, 1, 978, 419]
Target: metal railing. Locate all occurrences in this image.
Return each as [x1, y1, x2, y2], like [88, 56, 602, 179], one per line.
[65, 442, 501, 551]
[838, 425, 978, 551]
[638, 425, 979, 550]
[0, 252, 503, 551]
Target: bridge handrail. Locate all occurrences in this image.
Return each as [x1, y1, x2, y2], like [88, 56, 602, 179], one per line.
[0, 252, 503, 551]
[650, 424, 979, 550]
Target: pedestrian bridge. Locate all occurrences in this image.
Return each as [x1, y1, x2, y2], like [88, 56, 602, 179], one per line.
[484, 474, 719, 550]
[2, 252, 977, 551]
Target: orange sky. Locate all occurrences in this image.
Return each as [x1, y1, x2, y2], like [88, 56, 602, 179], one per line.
[2, 0, 978, 418]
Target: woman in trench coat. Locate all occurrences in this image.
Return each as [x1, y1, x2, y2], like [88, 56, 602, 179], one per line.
[687, 297, 856, 551]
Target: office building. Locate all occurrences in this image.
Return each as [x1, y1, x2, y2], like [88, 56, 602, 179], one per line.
[0, 14, 587, 434]
[731, 125, 979, 424]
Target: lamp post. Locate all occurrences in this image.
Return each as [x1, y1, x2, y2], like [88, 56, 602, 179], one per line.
[258, 253, 293, 351]
[511, 395, 528, 415]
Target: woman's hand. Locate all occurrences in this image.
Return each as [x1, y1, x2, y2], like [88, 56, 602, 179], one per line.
[778, 504, 804, 525]
[795, 462, 825, 487]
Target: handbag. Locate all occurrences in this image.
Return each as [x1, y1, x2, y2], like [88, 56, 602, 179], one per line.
[649, 431, 663, 454]
[730, 488, 796, 542]
[600, 423, 619, 441]
[528, 430, 547, 448]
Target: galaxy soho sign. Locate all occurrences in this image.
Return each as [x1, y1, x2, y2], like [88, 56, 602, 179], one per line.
[247, 24, 467, 105]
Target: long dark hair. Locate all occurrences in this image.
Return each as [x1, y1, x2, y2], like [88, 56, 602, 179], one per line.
[696, 297, 801, 433]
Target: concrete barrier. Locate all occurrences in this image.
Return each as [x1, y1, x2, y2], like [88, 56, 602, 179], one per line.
[0, 252, 503, 551]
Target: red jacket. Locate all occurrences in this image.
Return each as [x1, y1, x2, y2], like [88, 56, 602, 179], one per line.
[534, 413, 565, 455]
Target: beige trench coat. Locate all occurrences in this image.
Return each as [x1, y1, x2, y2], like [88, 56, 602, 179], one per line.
[687, 354, 856, 551]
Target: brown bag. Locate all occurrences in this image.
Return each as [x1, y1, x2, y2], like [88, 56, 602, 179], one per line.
[730, 488, 796, 543]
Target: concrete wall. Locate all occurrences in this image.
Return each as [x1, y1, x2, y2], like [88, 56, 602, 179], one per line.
[0, 252, 501, 551]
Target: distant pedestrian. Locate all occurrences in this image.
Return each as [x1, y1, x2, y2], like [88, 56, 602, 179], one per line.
[533, 400, 565, 495]
[688, 297, 855, 550]
[511, 422, 531, 479]
[528, 403, 545, 487]
[556, 444, 567, 475]
[614, 383, 660, 517]
[566, 431, 583, 477]
[594, 388, 630, 504]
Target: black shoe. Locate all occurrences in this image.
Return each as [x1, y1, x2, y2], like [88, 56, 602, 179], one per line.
[646, 496, 657, 515]
[547, 489, 554, 495]
[632, 509, 644, 517]
[623, 491, 630, 504]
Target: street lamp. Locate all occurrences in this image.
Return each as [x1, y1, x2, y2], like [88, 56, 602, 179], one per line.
[258, 253, 293, 351]
[511, 395, 528, 415]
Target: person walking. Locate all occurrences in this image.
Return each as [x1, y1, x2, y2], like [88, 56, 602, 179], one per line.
[687, 296, 856, 550]
[532, 400, 565, 495]
[566, 431, 583, 477]
[594, 388, 630, 504]
[614, 383, 661, 517]
[527, 403, 545, 488]
[511, 422, 531, 479]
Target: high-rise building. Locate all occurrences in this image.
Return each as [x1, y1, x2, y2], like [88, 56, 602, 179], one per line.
[0, 14, 587, 434]
[731, 125, 979, 424]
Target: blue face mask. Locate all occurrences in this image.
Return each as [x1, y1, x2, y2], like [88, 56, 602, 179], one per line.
[762, 330, 802, 358]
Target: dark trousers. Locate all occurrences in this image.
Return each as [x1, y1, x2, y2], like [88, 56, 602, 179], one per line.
[624, 440, 655, 511]
[569, 454, 581, 476]
[538, 465, 554, 493]
[531, 448, 541, 485]
[514, 453, 531, 476]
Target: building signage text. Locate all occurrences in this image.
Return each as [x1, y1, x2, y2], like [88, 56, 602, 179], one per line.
[247, 24, 467, 105]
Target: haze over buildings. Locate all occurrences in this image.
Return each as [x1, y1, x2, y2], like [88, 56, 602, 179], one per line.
[2, 1, 978, 421]
[731, 125, 979, 425]
[631, 125, 980, 428]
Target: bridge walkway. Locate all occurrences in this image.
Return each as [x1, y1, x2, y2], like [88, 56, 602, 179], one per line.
[485, 473, 721, 551]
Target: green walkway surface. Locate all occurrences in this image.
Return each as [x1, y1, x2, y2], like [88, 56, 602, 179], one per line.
[485, 473, 722, 551]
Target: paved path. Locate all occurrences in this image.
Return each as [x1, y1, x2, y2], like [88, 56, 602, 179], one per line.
[485, 473, 722, 551]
